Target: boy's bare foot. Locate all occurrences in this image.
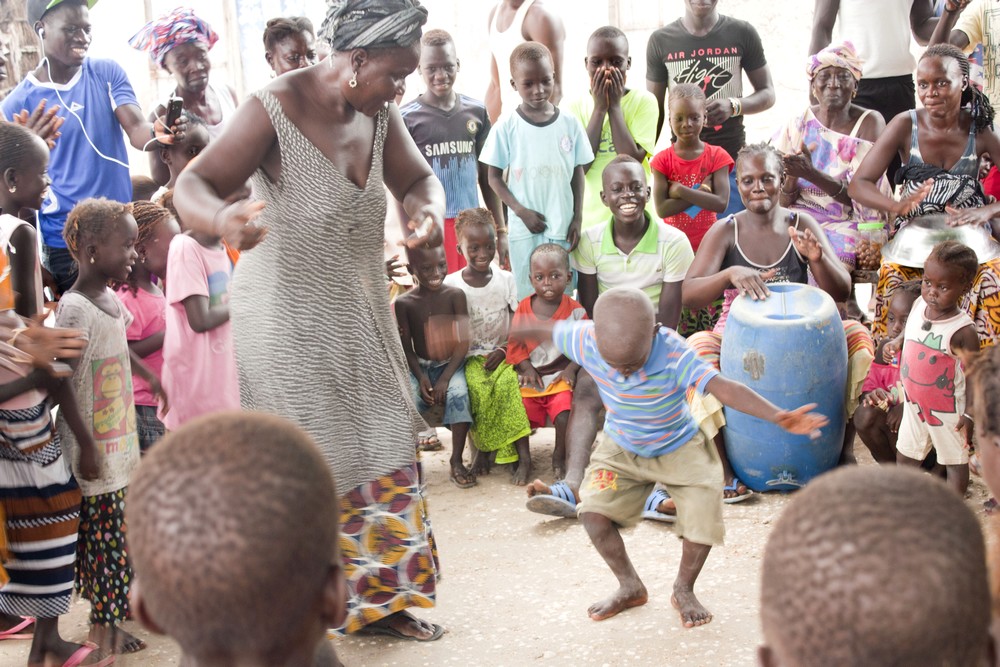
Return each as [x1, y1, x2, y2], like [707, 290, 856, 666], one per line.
[671, 587, 713, 627]
[587, 583, 648, 621]
[511, 460, 531, 486]
[89, 624, 147, 654]
[525, 478, 580, 501]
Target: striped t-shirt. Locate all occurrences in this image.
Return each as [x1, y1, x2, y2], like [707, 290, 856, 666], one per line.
[553, 320, 717, 458]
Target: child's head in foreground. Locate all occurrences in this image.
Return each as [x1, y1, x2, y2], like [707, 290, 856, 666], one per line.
[529, 243, 571, 305]
[509, 41, 554, 109]
[923, 240, 978, 311]
[455, 207, 497, 273]
[885, 280, 922, 342]
[127, 411, 346, 664]
[593, 287, 656, 378]
[601, 155, 650, 223]
[759, 466, 990, 667]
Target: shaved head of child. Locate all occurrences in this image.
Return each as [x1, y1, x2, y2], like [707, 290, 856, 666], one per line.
[593, 287, 655, 377]
[759, 466, 990, 667]
[127, 412, 346, 666]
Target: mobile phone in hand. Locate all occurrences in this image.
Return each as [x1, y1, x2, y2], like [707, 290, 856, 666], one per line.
[165, 96, 183, 129]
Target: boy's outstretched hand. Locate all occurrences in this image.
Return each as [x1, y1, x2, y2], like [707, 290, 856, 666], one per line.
[774, 403, 828, 440]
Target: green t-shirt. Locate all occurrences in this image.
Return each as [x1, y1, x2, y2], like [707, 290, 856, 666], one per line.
[565, 88, 659, 230]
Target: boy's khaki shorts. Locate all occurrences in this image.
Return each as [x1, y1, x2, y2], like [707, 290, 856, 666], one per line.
[577, 431, 725, 546]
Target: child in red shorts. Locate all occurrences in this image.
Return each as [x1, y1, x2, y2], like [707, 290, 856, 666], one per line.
[507, 244, 587, 480]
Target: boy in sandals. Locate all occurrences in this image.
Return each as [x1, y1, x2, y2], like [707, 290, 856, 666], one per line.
[515, 287, 826, 627]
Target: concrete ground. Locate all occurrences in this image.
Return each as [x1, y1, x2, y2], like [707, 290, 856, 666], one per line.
[0, 428, 992, 667]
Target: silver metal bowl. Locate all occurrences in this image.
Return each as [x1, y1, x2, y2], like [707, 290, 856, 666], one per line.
[880, 214, 1000, 268]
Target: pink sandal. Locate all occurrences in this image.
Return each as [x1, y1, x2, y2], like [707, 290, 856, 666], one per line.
[62, 641, 115, 667]
[0, 616, 34, 640]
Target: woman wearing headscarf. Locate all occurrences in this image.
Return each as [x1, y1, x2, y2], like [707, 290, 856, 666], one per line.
[130, 7, 239, 186]
[773, 41, 891, 318]
[174, 0, 446, 641]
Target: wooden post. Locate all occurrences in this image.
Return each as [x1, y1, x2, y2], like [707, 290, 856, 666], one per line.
[0, 0, 42, 99]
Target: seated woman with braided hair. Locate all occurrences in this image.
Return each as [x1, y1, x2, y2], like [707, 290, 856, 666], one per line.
[851, 43, 1000, 347]
[175, 0, 447, 642]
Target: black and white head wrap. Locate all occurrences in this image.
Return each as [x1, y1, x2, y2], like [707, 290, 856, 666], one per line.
[319, 0, 428, 51]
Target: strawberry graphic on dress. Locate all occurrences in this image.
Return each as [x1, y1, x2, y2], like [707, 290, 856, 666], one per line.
[900, 332, 956, 427]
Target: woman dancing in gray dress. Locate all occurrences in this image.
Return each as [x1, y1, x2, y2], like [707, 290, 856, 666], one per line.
[175, 0, 447, 642]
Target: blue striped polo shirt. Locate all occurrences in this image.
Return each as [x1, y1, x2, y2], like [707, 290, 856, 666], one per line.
[553, 320, 718, 458]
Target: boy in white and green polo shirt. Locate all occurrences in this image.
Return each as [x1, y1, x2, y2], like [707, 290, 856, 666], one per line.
[572, 155, 693, 328]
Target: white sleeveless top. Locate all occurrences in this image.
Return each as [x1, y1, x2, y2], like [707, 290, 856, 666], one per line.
[835, 0, 915, 78]
[489, 0, 536, 117]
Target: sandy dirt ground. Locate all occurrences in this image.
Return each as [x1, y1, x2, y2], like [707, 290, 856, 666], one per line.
[0, 428, 993, 667]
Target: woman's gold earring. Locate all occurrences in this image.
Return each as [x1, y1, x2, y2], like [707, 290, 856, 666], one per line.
[8, 186, 14, 194]
[89, 256, 95, 264]
[349, 73, 358, 88]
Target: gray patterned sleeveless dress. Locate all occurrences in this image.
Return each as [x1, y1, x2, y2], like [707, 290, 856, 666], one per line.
[231, 90, 438, 632]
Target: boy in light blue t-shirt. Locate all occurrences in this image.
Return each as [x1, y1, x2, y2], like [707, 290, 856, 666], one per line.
[516, 287, 827, 629]
[481, 42, 593, 299]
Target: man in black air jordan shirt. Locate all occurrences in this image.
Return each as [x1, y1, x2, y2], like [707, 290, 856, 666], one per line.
[646, 0, 775, 215]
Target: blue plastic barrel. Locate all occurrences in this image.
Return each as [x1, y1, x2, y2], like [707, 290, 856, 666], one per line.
[720, 283, 847, 492]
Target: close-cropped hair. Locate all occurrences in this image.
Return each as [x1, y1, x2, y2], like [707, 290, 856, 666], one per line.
[262, 16, 314, 51]
[127, 412, 339, 659]
[421, 28, 453, 49]
[510, 40, 551, 72]
[454, 207, 496, 241]
[62, 198, 133, 260]
[530, 242, 571, 272]
[760, 466, 989, 667]
[589, 25, 626, 44]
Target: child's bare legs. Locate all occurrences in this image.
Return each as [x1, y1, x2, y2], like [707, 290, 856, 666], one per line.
[711, 432, 748, 499]
[580, 511, 648, 621]
[839, 421, 857, 465]
[853, 405, 897, 463]
[552, 410, 569, 480]
[898, 452, 969, 495]
[671, 540, 713, 627]
[527, 371, 601, 499]
[945, 464, 969, 496]
[512, 437, 531, 486]
[28, 617, 91, 665]
[448, 422, 475, 488]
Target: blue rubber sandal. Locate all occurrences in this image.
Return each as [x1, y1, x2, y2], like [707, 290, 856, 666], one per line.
[723, 477, 753, 504]
[525, 481, 578, 518]
[642, 488, 676, 523]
